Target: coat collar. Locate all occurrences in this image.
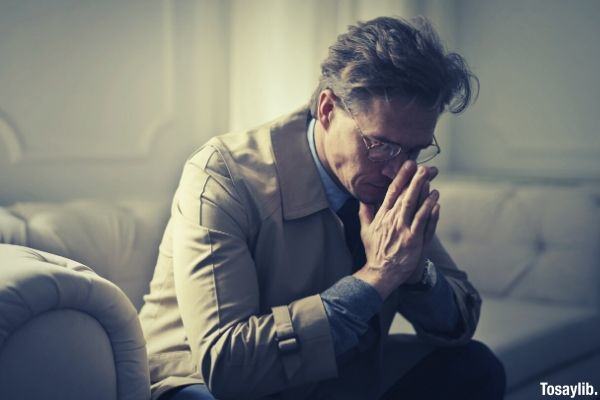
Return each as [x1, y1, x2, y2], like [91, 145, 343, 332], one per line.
[270, 105, 330, 220]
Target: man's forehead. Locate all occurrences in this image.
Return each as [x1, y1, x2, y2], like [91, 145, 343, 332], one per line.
[359, 97, 439, 145]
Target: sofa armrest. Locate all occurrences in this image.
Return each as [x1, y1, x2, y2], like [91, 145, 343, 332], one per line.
[0, 244, 150, 400]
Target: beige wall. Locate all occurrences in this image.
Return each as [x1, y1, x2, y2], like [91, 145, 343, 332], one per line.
[1, 0, 598, 205]
[452, 0, 600, 181]
[0, 0, 230, 204]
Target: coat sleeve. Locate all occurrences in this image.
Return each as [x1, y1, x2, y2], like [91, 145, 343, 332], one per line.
[171, 144, 337, 399]
[396, 235, 482, 346]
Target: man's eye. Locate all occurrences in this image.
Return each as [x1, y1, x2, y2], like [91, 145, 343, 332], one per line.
[368, 138, 385, 147]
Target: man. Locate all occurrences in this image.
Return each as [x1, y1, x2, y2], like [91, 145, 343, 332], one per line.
[139, 15, 506, 400]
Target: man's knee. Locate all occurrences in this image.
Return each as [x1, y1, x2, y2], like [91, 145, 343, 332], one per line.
[160, 384, 217, 400]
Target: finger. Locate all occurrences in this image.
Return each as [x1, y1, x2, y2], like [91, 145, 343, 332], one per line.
[380, 160, 417, 212]
[417, 179, 430, 209]
[417, 166, 438, 207]
[424, 202, 440, 244]
[428, 166, 439, 181]
[411, 189, 439, 237]
[358, 201, 375, 228]
[398, 165, 431, 224]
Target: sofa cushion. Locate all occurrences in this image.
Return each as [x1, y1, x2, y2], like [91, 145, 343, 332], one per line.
[389, 295, 600, 389]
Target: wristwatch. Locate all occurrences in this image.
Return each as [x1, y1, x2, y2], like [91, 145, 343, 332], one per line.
[403, 259, 437, 292]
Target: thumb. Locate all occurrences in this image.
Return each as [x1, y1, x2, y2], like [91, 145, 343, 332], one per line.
[358, 201, 375, 227]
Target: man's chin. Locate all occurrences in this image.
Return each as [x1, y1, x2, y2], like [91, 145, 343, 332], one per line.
[355, 185, 386, 206]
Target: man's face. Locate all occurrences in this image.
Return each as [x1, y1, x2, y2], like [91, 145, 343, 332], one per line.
[323, 96, 440, 205]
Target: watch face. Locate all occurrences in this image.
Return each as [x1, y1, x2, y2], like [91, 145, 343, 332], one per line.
[402, 260, 436, 291]
[424, 260, 437, 288]
[422, 271, 432, 288]
[418, 260, 435, 288]
[420, 267, 430, 285]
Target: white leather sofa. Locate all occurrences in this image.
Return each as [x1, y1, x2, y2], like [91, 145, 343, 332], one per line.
[1, 178, 599, 399]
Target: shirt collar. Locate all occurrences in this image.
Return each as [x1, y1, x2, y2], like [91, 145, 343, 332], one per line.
[306, 118, 350, 212]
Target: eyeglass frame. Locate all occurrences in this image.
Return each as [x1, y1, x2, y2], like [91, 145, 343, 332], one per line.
[339, 97, 441, 164]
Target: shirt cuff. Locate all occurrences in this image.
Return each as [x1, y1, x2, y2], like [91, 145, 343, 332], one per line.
[321, 275, 383, 356]
[396, 266, 460, 334]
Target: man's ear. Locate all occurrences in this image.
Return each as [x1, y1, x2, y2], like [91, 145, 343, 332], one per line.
[317, 89, 337, 131]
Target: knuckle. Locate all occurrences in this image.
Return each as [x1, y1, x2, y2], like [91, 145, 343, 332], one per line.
[404, 233, 418, 247]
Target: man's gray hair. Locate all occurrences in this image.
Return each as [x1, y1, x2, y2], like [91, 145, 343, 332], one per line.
[310, 16, 479, 116]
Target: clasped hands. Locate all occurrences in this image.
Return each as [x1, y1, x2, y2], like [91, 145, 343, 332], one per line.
[354, 160, 440, 300]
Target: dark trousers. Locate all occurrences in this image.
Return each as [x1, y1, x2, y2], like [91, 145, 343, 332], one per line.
[161, 340, 506, 400]
[380, 339, 506, 399]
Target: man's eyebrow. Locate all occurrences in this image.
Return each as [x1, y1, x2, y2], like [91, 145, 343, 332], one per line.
[369, 133, 433, 149]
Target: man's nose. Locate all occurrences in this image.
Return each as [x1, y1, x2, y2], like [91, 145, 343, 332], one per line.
[381, 155, 407, 179]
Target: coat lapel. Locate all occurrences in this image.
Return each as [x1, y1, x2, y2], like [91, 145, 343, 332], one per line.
[270, 105, 330, 220]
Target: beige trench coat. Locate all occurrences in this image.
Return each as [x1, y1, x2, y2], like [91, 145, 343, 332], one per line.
[138, 106, 482, 400]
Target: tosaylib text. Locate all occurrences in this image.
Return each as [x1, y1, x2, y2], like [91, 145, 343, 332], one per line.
[540, 382, 597, 398]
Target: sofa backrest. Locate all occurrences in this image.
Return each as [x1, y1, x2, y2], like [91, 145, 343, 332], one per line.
[435, 178, 600, 309]
[1, 178, 598, 310]
[1, 199, 170, 310]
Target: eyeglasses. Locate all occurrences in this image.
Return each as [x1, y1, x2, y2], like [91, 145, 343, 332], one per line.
[340, 98, 441, 164]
